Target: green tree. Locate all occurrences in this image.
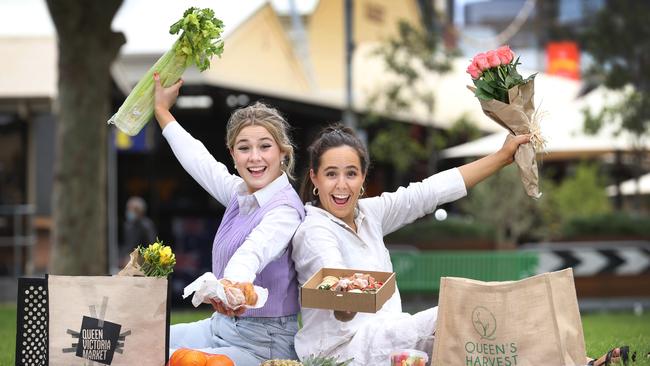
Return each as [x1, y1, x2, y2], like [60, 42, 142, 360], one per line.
[552, 163, 612, 220]
[579, 1, 650, 208]
[581, 1, 650, 105]
[46, 0, 125, 274]
[362, 2, 460, 185]
[461, 165, 540, 249]
[538, 163, 612, 240]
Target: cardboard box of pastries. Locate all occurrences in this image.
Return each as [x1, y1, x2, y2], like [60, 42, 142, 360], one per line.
[300, 267, 396, 313]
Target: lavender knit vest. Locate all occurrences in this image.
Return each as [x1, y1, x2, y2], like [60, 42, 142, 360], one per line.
[212, 183, 305, 317]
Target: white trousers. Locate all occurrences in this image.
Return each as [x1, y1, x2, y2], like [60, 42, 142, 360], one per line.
[329, 307, 437, 366]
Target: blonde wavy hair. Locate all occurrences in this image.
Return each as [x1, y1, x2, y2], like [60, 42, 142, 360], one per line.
[225, 101, 296, 180]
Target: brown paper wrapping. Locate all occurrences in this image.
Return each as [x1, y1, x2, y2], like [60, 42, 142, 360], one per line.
[472, 80, 542, 198]
[117, 248, 146, 277]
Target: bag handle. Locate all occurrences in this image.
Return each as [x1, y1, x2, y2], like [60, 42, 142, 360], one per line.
[544, 273, 566, 365]
[431, 277, 447, 365]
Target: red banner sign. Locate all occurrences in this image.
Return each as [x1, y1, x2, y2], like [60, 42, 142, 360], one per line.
[546, 41, 580, 80]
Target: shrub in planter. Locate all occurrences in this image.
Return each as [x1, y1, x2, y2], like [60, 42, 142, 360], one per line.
[384, 216, 495, 250]
[561, 212, 650, 240]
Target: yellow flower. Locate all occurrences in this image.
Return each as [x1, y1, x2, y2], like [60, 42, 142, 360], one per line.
[150, 242, 162, 253]
[159, 246, 173, 265]
[142, 249, 153, 262]
[137, 239, 175, 277]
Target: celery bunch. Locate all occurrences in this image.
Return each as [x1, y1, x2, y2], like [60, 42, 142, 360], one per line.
[108, 7, 224, 136]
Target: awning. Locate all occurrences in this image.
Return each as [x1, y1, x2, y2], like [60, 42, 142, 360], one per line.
[0, 37, 57, 100]
[607, 173, 650, 196]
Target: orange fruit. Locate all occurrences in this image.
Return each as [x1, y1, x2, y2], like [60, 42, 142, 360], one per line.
[206, 354, 235, 366]
[168, 348, 191, 366]
[171, 349, 208, 366]
[181, 350, 208, 366]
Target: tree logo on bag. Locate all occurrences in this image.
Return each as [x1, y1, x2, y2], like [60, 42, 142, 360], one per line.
[62, 296, 131, 365]
[472, 306, 496, 340]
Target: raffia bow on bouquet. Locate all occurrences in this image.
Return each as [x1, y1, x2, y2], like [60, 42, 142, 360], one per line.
[467, 45, 546, 198]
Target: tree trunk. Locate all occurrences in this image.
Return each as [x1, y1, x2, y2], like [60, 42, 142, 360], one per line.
[46, 0, 124, 275]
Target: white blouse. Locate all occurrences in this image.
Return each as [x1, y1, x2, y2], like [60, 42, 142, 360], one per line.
[291, 168, 467, 360]
[162, 121, 302, 283]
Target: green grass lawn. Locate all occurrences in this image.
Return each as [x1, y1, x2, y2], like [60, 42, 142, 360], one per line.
[582, 312, 650, 363]
[170, 308, 213, 325]
[2, 304, 649, 365]
[0, 304, 15, 366]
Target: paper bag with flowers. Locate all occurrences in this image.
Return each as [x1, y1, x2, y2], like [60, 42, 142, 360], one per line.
[467, 45, 545, 198]
[46, 240, 174, 365]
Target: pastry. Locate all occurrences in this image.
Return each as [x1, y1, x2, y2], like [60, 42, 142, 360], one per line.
[317, 275, 339, 290]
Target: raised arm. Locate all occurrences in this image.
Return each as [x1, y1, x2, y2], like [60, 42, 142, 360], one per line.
[458, 134, 530, 189]
[153, 72, 182, 130]
[363, 134, 530, 235]
[153, 73, 240, 205]
[361, 168, 467, 235]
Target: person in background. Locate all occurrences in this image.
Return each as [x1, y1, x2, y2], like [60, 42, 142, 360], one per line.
[122, 196, 157, 261]
[154, 73, 304, 366]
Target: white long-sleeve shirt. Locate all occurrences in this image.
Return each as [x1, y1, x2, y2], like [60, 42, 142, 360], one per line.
[162, 121, 302, 283]
[291, 168, 467, 363]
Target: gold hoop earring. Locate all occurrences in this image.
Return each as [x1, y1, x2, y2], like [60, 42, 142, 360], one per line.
[360, 186, 365, 196]
[312, 187, 319, 196]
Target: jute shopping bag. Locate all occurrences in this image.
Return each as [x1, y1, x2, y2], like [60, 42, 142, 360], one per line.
[431, 268, 587, 366]
[47, 275, 170, 366]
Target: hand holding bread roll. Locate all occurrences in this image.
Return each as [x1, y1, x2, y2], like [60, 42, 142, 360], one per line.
[219, 279, 258, 308]
[233, 282, 258, 306]
[183, 272, 268, 311]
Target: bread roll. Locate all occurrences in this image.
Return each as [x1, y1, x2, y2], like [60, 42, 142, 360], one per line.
[220, 279, 257, 308]
[223, 286, 245, 307]
[234, 282, 258, 306]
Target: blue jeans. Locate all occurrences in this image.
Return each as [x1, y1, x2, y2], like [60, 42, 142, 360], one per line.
[170, 312, 298, 366]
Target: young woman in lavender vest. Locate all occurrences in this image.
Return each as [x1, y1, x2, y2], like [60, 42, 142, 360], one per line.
[154, 74, 305, 365]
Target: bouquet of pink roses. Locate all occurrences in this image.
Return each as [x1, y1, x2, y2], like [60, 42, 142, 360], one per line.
[467, 45, 544, 198]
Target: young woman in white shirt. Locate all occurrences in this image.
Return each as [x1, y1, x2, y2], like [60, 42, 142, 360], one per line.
[291, 124, 531, 365]
[292, 125, 631, 365]
[154, 74, 305, 365]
